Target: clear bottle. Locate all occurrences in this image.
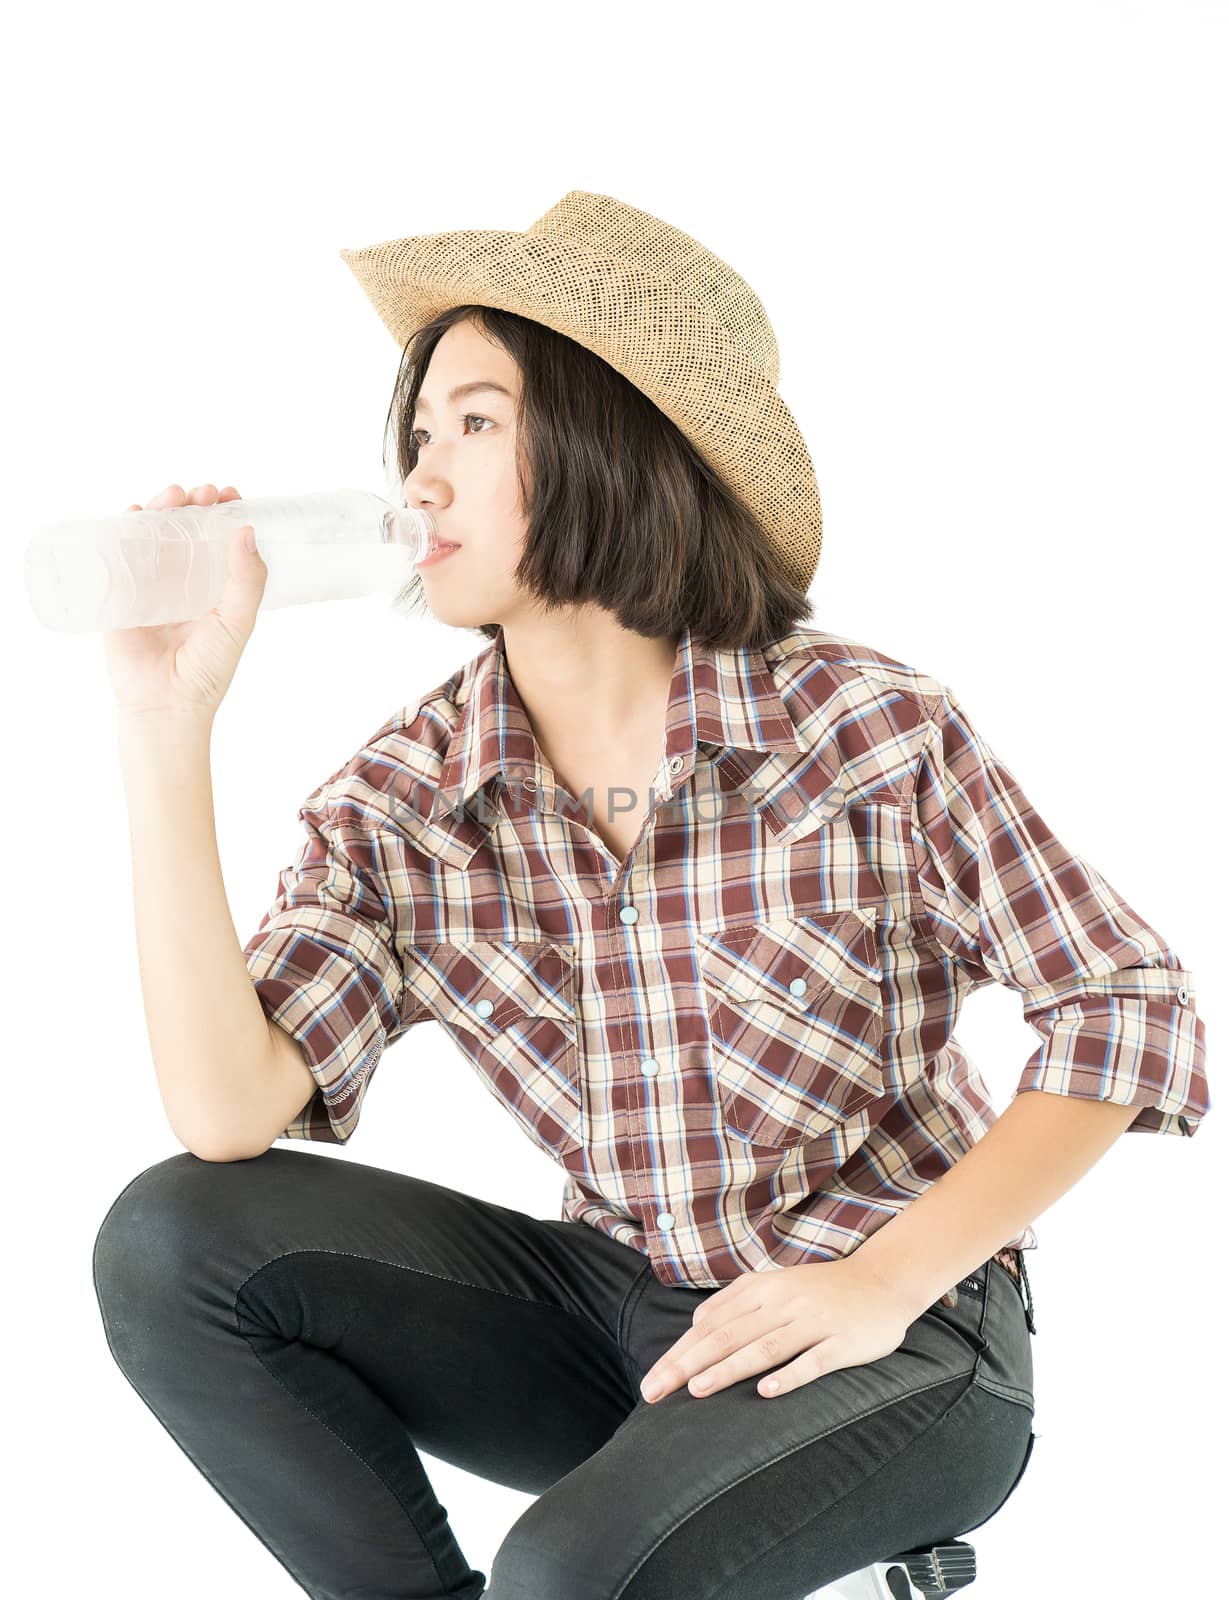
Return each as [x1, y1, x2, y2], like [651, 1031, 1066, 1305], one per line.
[23, 488, 441, 634]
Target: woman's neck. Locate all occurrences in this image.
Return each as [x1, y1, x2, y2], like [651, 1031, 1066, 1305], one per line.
[500, 613, 680, 753]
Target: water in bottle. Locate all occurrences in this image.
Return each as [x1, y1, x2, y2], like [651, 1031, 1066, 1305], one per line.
[23, 488, 442, 634]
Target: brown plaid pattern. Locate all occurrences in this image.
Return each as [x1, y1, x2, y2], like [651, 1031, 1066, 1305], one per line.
[243, 624, 1209, 1287]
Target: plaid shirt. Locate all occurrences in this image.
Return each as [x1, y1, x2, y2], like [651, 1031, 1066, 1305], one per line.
[242, 624, 1209, 1288]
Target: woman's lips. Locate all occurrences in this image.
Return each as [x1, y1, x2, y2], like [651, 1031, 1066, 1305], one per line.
[416, 541, 462, 568]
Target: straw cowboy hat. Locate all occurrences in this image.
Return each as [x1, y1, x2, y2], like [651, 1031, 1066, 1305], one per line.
[338, 189, 822, 593]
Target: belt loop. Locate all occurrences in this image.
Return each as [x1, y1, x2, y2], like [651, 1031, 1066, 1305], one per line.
[1016, 1248, 1037, 1334]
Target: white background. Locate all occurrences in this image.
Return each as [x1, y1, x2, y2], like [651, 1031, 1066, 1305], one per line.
[4, 3, 1225, 1596]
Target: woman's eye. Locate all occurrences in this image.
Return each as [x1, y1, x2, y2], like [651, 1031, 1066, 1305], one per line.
[410, 413, 494, 448]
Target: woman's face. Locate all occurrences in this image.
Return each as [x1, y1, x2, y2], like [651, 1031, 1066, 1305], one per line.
[402, 317, 533, 628]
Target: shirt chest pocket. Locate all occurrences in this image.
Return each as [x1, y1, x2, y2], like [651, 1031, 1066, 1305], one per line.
[402, 939, 583, 1160]
[696, 908, 886, 1149]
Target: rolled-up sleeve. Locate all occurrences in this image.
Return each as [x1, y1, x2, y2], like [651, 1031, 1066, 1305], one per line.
[242, 784, 411, 1146]
[908, 686, 1209, 1136]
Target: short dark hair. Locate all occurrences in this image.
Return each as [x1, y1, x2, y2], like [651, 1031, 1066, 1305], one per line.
[382, 303, 814, 648]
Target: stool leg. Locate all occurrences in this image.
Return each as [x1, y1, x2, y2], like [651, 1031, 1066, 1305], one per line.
[801, 1564, 902, 1600]
[802, 1539, 978, 1599]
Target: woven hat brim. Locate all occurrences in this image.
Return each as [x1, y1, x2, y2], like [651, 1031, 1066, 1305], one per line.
[340, 229, 822, 593]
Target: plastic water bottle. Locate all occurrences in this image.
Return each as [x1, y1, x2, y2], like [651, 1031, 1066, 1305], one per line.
[23, 488, 441, 634]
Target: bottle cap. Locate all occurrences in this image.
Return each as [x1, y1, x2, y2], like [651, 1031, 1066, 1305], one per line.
[382, 506, 436, 559]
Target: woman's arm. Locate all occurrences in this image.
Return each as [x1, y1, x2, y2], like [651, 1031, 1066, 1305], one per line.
[117, 709, 302, 1160]
[850, 677, 1212, 1320]
[847, 1088, 1138, 1319]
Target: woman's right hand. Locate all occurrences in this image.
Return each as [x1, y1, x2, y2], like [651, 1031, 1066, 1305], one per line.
[102, 482, 268, 719]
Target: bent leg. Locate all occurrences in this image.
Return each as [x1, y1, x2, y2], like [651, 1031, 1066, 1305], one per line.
[92, 1148, 650, 1600]
[486, 1256, 1036, 1600]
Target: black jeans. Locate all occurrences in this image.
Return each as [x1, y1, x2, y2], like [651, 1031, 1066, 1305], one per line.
[92, 1148, 1037, 1600]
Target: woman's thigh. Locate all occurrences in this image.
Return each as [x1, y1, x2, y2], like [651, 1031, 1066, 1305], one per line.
[92, 1145, 659, 1590]
[486, 1257, 1037, 1600]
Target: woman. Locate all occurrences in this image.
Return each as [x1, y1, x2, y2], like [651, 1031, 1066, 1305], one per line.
[93, 191, 1209, 1600]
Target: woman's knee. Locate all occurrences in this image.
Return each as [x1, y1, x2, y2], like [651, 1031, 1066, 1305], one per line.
[92, 1150, 240, 1314]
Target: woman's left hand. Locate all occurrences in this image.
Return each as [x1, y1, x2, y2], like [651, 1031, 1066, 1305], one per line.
[638, 1257, 918, 1403]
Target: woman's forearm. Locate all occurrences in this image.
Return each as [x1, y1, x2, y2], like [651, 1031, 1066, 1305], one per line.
[846, 1088, 1140, 1316]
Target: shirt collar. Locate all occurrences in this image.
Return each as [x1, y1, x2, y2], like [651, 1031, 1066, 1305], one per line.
[438, 621, 810, 813]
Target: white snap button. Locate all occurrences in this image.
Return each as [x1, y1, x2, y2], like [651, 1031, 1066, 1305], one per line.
[641, 1058, 659, 1076]
[474, 998, 494, 1018]
[522, 776, 538, 791]
[1177, 985, 1189, 1005]
[788, 977, 807, 997]
[656, 1212, 675, 1231]
[668, 755, 684, 773]
[619, 905, 639, 924]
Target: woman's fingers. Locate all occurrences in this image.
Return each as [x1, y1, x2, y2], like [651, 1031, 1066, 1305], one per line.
[184, 484, 243, 503]
[130, 483, 241, 513]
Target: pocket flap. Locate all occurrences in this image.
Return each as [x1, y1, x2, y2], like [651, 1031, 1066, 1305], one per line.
[697, 908, 881, 1016]
[403, 940, 577, 1033]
